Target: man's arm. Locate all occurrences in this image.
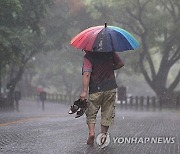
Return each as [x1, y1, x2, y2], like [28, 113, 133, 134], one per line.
[80, 72, 91, 100]
[80, 55, 92, 100]
[113, 53, 124, 70]
[113, 61, 124, 70]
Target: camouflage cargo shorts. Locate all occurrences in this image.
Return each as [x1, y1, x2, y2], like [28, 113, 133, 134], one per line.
[85, 89, 116, 126]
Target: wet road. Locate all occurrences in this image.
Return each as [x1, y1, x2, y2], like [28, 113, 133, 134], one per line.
[0, 100, 180, 154]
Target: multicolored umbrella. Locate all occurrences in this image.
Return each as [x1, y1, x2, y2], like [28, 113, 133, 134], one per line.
[70, 23, 139, 52]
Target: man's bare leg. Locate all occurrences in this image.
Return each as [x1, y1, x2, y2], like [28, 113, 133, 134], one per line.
[87, 123, 95, 145]
[101, 125, 109, 134]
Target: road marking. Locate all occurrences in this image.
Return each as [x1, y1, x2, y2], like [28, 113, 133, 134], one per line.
[0, 114, 68, 127]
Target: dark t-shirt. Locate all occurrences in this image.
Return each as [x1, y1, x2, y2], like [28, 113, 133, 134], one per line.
[82, 52, 121, 94]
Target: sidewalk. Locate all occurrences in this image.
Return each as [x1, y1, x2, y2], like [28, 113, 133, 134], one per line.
[0, 99, 70, 124]
[0, 100, 179, 154]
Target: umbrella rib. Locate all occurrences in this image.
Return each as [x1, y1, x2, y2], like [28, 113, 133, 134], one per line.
[108, 32, 115, 52]
[71, 26, 103, 44]
[111, 29, 133, 51]
[72, 29, 94, 46]
[110, 26, 139, 49]
[72, 27, 103, 49]
[79, 28, 103, 50]
[73, 30, 96, 48]
[83, 32, 97, 51]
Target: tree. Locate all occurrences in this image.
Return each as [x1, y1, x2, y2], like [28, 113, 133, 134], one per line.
[0, 0, 52, 106]
[117, 0, 180, 102]
[85, 0, 180, 102]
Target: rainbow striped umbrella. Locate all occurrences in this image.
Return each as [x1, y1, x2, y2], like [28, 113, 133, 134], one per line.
[70, 23, 139, 52]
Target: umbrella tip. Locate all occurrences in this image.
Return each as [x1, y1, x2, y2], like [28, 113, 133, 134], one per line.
[105, 22, 107, 28]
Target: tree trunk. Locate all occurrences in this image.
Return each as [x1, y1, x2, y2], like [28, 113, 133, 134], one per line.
[156, 89, 177, 108]
[6, 65, 25, 108]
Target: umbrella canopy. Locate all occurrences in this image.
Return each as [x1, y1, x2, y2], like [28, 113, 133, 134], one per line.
[70, 23, 139, 52]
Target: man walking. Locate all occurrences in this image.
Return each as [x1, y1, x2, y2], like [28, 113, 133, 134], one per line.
[80, 51, 124, 145]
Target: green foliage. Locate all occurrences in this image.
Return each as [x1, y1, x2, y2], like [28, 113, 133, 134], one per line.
[0, 0, 53, 94]
[0, 0, 22, 27]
